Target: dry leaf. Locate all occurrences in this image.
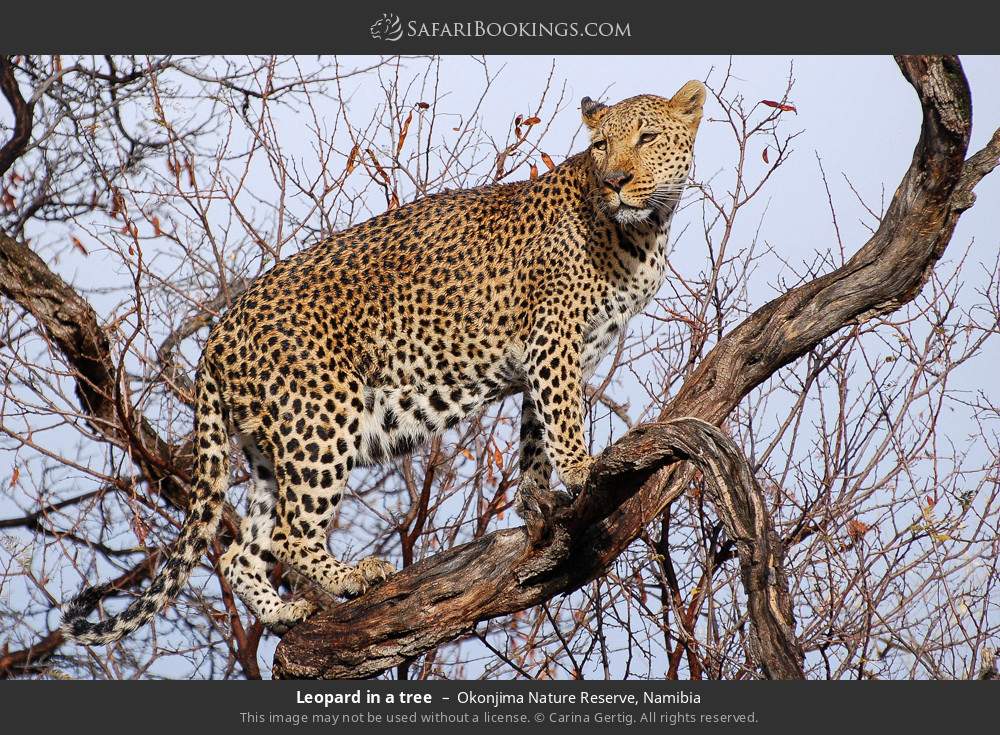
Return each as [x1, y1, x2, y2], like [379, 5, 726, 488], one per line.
[762, 147, 770, 164]
[530, 163, 538, 179]
[396, 110, 413, 157]
[9, 466, 19, 487]
[130, 507, 149, 547]
[495, 151, 507, 180]
[495, 489, 507, 520]
[70, 236, 88, 255]
[540, 152, 555, 170]
[523, 116, 541, 126]
[847, 519, 870, 541]
[761, 99, 797, 113]
[345, 144, 359, 174]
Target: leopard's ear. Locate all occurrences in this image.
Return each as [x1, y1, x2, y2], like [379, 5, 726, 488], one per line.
[581, 96, 608, 128]
[670, 80, 706, 130]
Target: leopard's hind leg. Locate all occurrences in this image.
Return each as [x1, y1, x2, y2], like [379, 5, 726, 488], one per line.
[268, 386, 394, 598]
[219, 436, 314, 632]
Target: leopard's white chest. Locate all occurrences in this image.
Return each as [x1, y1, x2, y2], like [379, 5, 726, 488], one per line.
[582, 225, 671, 378]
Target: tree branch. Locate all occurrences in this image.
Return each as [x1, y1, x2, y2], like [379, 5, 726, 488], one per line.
[0, 229, 188, 503]
[0, 57, 33, 178]
[274, 55, 996, 679]
[0, 551, 162, 678]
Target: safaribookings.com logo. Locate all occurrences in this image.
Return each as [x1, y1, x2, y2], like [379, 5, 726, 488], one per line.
[370, 13, 631, 42]
[370, 13, 404, 41]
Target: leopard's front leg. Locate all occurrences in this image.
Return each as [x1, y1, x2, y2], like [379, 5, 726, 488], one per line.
[513, 317, 594, 556]
[515, 392, 572, 544]
[523, 319, 595, 498]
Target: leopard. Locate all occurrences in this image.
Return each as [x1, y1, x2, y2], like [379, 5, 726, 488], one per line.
[62, 80, 706, 644]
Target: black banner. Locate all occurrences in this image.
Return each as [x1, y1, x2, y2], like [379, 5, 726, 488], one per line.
[0, 0, 996, 53]
[1, 680, 995, 733]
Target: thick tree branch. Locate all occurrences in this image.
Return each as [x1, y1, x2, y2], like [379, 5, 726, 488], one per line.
[276, 419, 803, 679]
[274, 55, 996, 679]
[0, 231, 188, 499]
[0, 57, 34, 178]
[0, 231, 253, 673]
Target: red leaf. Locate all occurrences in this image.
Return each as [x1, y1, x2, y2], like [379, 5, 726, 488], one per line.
[523, 116, 541, 126]
[530, 162, 539, 179]
[847, 519, 870, 541]
[416, 101, 430, 110]
[540, 152, 555, 171]
[396, 110, 413, 157]
[71, 236, 88, 255]
[9, 466, 19, 487]
[762, 147, 770, 164]
[761, 99, 797, 113]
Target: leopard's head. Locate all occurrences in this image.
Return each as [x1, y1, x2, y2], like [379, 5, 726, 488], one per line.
[582, 81, 706, 225]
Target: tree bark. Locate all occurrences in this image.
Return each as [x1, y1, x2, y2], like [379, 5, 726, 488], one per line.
[273, 56, 998, 679]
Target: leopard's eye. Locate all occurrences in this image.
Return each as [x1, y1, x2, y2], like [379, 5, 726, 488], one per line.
[638, 132, 659, 145]
[592, 139, 607, 152]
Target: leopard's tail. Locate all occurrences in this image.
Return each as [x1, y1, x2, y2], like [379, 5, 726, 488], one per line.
[61, 367, 230, 645]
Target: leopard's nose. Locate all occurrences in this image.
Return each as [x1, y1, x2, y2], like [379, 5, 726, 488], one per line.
[603, 171, 633, 192]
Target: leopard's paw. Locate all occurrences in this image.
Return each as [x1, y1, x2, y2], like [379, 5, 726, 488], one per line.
[561, 456, 595, 496]
[260, 598, 317, 634]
